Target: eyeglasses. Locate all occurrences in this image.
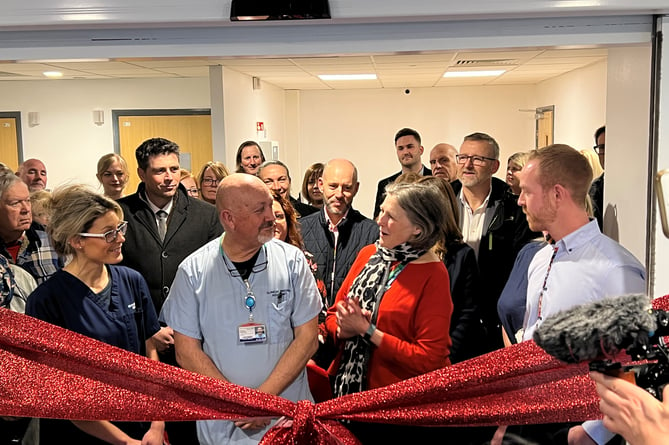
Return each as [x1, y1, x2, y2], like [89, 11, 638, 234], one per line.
[593, 143, 605, 154]
[201, 178, 219, 187]
[186, 188, 199, 196]
[78, 221, 128, 243]
[456, 154, 497, 166]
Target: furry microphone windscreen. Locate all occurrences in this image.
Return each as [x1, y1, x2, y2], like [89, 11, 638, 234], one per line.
[533, 294, 657, 363]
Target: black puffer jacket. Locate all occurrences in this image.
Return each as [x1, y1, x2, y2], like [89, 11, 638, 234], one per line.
[300, 208, 379, 306]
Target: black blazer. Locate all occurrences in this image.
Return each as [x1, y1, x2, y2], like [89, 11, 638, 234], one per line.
[118, 183, 223, 312]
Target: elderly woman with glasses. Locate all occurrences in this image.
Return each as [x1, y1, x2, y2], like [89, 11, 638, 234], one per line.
[26, 185, 164, 445]
[197, 161, 230, 205]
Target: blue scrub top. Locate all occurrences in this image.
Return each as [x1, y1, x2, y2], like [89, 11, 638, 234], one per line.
[26, 265, 160, 354]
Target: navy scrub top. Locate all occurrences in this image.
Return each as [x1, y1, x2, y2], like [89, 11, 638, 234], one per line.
[26, 265, 160, 354]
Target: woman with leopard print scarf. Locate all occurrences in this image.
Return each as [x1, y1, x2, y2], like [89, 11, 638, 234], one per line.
[324, 180, 454, 443]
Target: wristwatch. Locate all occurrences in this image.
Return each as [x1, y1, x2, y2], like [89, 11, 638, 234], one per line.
[363, 323, 376, 342]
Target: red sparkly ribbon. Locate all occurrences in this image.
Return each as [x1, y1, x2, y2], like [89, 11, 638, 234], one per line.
[6, 298, 667, 444]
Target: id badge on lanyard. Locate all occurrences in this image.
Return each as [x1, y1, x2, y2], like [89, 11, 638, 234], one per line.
[238, 278, 267, 344]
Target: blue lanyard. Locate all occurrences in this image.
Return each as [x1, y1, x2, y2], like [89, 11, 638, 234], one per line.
[243, 279, 256, 321]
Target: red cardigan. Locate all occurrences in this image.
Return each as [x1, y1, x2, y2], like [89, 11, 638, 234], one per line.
[325, 244, 453, 390]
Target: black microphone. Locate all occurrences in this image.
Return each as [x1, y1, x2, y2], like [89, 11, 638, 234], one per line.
[533, 294, 669, 400]
[533, 294, 661, 363]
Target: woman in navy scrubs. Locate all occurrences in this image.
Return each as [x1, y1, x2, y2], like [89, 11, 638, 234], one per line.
[26, 185, 165, 445]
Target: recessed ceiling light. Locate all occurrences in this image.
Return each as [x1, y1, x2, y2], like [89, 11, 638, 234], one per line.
[43, 71, 64, 78]
[318, 74, 377, 81]
[443, 70, 506, 78]
[19, 58, 110, 63]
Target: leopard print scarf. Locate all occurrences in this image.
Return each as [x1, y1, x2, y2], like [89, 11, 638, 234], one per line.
[333, 241, 426, 397]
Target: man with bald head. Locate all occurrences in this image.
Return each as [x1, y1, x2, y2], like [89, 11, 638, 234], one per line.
[301, 159, 379, 304]
[17, 158, 47, 192]
[161, 173, 321, 445]
[430, 143, 458, 181]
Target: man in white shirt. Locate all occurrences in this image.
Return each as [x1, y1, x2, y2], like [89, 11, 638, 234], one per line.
[517, 144, 645, 445]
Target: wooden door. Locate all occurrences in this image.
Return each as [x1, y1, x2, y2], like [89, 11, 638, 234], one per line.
[117, 113, 213, 193]
[0, 117, 20, 171]
[536, 106, 555, 149]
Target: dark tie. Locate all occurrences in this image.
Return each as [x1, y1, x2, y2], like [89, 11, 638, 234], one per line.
[156, 210, 168, 241]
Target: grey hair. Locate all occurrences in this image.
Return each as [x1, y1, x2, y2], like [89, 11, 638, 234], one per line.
[0, 171, 24, 202]
[383, 181, 451, 251]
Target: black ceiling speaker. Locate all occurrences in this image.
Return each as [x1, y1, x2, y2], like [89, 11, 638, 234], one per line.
[230, 0, 331, 21]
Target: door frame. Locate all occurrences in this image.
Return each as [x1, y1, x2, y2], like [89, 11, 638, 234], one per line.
[112, 108, 211, 154]
[0, 111, 24, 164]
[534, 105, 555, 149]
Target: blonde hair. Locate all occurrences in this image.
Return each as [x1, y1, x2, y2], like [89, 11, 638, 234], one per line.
[96, 153, 130, 186]
[48, 185, 123, 257]
[197, 161, 230, 185]
[580, 148, 604, 180]
[30, 190, 53, 226]
[507, 151, 531, 169]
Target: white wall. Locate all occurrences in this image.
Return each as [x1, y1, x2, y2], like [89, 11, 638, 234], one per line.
[297, 85, 538, 216]
[221, 67, 287, 170]
[535, 60, 607, 151]
[0, 68, 612, 220]
[604, 45, 651, 264]
[0, 77, 210, 190]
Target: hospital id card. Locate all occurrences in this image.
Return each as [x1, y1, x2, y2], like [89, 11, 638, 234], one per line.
[238, 322, 267, 344]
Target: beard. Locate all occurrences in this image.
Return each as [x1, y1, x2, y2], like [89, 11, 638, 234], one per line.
[257, 221, 276, 244]
[524, 201, 557, 232]
[325, 198, 349, 216]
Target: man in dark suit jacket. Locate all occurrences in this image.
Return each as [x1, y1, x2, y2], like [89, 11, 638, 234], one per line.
[118, 137, 223, 444]
[373, 127, 431, 219]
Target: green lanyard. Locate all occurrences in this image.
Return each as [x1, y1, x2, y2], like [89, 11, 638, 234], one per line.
[385, 262, 407, 290]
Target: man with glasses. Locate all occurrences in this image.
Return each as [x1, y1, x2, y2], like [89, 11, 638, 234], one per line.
[257, 160, 317, 218]
[161, 173, 321, 445]
[0, 169, 61, 284]
[450, 132, 535, 354]
[589, 125, 606, 230]
[118, 137, 223, 445]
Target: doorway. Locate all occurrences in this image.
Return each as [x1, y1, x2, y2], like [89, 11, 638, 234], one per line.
[0, 112, 23, 171]
[535, 105, 555, 149]
[113, 109, 213, 193]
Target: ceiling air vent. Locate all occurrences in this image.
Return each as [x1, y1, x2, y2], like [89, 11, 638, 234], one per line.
[454, 59, 519, 66]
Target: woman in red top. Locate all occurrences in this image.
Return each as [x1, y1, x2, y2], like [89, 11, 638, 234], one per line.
[324, 180, 453, 443]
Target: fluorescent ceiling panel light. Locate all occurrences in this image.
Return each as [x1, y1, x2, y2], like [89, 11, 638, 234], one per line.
[443, 70, 506, 78]
[318, 74, 377, 81]
[19, 58, 110, 63]
[43, 71, 64, 78]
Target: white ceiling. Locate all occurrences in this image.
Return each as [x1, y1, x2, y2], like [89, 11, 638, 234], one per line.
[0, 47, 607, 89]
